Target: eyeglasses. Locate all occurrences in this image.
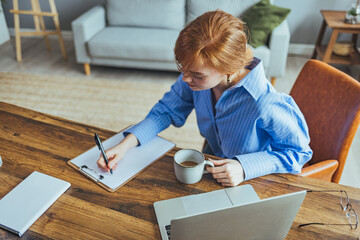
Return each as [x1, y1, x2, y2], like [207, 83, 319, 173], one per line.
[298, 190, 358, 230]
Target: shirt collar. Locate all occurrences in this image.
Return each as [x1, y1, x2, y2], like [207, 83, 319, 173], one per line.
[227, 57, 270, 101]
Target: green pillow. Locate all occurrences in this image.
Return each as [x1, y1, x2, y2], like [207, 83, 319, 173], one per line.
[243, 0, 291, 48]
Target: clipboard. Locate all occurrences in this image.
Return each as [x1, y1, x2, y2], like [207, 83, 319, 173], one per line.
[68, 128, 175, 192]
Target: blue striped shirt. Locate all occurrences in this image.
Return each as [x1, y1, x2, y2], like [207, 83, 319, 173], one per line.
[125, 58, 312, 180]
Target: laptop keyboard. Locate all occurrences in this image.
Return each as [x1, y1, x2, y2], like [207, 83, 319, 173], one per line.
[165, 225, 171, 239]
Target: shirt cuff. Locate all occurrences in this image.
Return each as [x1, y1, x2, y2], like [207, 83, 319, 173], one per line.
[235, 151, 277, 181]
[123, 117, 166, 146]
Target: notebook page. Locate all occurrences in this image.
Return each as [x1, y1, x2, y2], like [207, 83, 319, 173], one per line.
[70, 130, 175, 190]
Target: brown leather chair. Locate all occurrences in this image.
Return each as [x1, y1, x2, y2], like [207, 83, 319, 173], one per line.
[291, 60, 360, 183]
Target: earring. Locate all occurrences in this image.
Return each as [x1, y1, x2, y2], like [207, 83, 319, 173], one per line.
[227, 75, 231, 84]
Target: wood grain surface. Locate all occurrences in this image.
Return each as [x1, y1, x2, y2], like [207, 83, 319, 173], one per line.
[321, 10, 360, 30]
[0, 101, 359, 239]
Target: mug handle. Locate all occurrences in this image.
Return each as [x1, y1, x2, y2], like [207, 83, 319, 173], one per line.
[203, 160, 215, 174]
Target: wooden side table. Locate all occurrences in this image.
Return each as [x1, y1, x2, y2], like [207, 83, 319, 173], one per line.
[312, 10, 360, 65]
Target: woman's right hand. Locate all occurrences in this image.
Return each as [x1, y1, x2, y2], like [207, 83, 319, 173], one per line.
[96, 144, 126, 173]
[96, 133, 139, 173]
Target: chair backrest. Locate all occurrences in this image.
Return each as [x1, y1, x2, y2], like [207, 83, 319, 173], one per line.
[290, 60, 360, 183]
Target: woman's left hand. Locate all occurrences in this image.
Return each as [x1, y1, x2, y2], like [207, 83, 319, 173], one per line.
[206, 158, 245, 187]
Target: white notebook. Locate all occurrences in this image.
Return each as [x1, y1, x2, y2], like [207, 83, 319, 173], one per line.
[68, 129, 175, 192]
[0, 171, 71, 237]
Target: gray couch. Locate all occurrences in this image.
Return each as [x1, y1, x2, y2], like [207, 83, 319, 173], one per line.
[72, 0, 290, 80]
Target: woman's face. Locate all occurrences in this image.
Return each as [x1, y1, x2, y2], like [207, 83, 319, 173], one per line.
[182, 65, 226, 91]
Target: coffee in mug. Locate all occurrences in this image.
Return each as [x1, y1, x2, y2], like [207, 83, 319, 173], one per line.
[179, 161, 198, 167]
[174, 149, 214, 184]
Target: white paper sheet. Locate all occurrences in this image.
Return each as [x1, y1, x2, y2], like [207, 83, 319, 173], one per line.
[70, 129, 175, 190]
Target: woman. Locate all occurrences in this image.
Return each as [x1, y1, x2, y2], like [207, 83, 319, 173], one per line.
[97, 10, 312, 187]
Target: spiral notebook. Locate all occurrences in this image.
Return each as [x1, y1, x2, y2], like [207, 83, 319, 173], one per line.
[68, 129, 175, 192]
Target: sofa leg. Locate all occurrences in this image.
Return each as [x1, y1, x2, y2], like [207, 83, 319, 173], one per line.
[270, 77, 276, 86]
[84, 63, 91, 76]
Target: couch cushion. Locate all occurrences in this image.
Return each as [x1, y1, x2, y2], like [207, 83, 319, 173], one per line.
[249, 45, 270, 70]
[187, 0, 261, 23]
[243, 0, 291, 48]
[107, 0, 185, 30]
[88, 27, 179, 62]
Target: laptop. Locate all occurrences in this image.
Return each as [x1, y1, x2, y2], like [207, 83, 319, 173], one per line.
[153, 184, 306, 240]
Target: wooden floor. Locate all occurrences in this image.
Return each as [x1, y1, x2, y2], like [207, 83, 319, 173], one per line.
[0, 37, 359, 189]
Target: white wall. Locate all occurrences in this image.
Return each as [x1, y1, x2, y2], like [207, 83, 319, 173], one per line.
[1, 0, 104, 31]
[1, 0, 357, 44]
[275, 0, 355, 44]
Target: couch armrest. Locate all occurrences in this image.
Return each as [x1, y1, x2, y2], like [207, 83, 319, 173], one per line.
[297, 160, 339, 182]
[71, 6, 106, 63]
[266, 20, 290, 78]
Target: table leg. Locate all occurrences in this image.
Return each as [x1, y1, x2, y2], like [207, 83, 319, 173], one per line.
[352, 34, 358, 48]
[312, 20, 327, 59]
[323, 29, 339, 63]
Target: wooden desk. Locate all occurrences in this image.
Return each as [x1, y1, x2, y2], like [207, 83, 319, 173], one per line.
[0, 101, 359, 239]
[312, 10, 360, 65]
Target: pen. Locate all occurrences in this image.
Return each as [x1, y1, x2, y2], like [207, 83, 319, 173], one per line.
[94, 133, 113, 174]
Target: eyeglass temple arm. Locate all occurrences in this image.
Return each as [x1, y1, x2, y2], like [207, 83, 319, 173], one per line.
[298, 223, 325, 228]
[306, 190, 343, 193]
[298, 222, 352, 228]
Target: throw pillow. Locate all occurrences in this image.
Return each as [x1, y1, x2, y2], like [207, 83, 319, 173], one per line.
[243, 0, 291, 48]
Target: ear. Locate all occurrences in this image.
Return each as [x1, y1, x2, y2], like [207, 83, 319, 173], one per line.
[227, 73, 235, 81]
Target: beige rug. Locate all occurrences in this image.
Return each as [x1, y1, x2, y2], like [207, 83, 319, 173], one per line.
[0, 72, 204, 150]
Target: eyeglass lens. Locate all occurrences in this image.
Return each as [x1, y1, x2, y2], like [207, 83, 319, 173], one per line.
[347, 208, 358, 228]
[302, 190, 358, 229]
[340, 190, 350, 210]
[340, 191, 358, 229]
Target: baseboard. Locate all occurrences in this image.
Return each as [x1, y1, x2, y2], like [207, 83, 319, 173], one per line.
[288, 43, 314, 56]
[8, 28, 73, 40]
[7, 28, 317, 56]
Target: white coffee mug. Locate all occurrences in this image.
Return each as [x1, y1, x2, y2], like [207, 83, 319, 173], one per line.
[174, 149, 215, 184]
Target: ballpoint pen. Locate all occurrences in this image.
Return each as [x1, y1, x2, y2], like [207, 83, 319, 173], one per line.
[94, 133, 113, 174]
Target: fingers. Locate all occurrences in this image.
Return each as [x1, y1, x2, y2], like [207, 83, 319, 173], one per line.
[221, 182, 237, 187]
[96, 143, 127, 173]
[207, 159, 245, 187]
[110, 163, 118, 170]
[206, 158, 233, 173]
[206, 166, 224, 174]
[108, 155, 121, 169]
[216, 178, 229, 183]
[208, 158, 231, 166]
[216, 178, 239, 187]
[97, 155, 108, 170]
[206, 163, 228, 174]
[212, 172, 229, 179]
[97, 150, 117, 172]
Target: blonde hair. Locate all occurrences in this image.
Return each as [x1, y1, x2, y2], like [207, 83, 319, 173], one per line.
[174, 10, 253, 76]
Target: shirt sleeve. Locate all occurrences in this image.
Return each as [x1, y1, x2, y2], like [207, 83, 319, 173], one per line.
[124, 74, 194, 145]
[235, 93, 313, 180]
